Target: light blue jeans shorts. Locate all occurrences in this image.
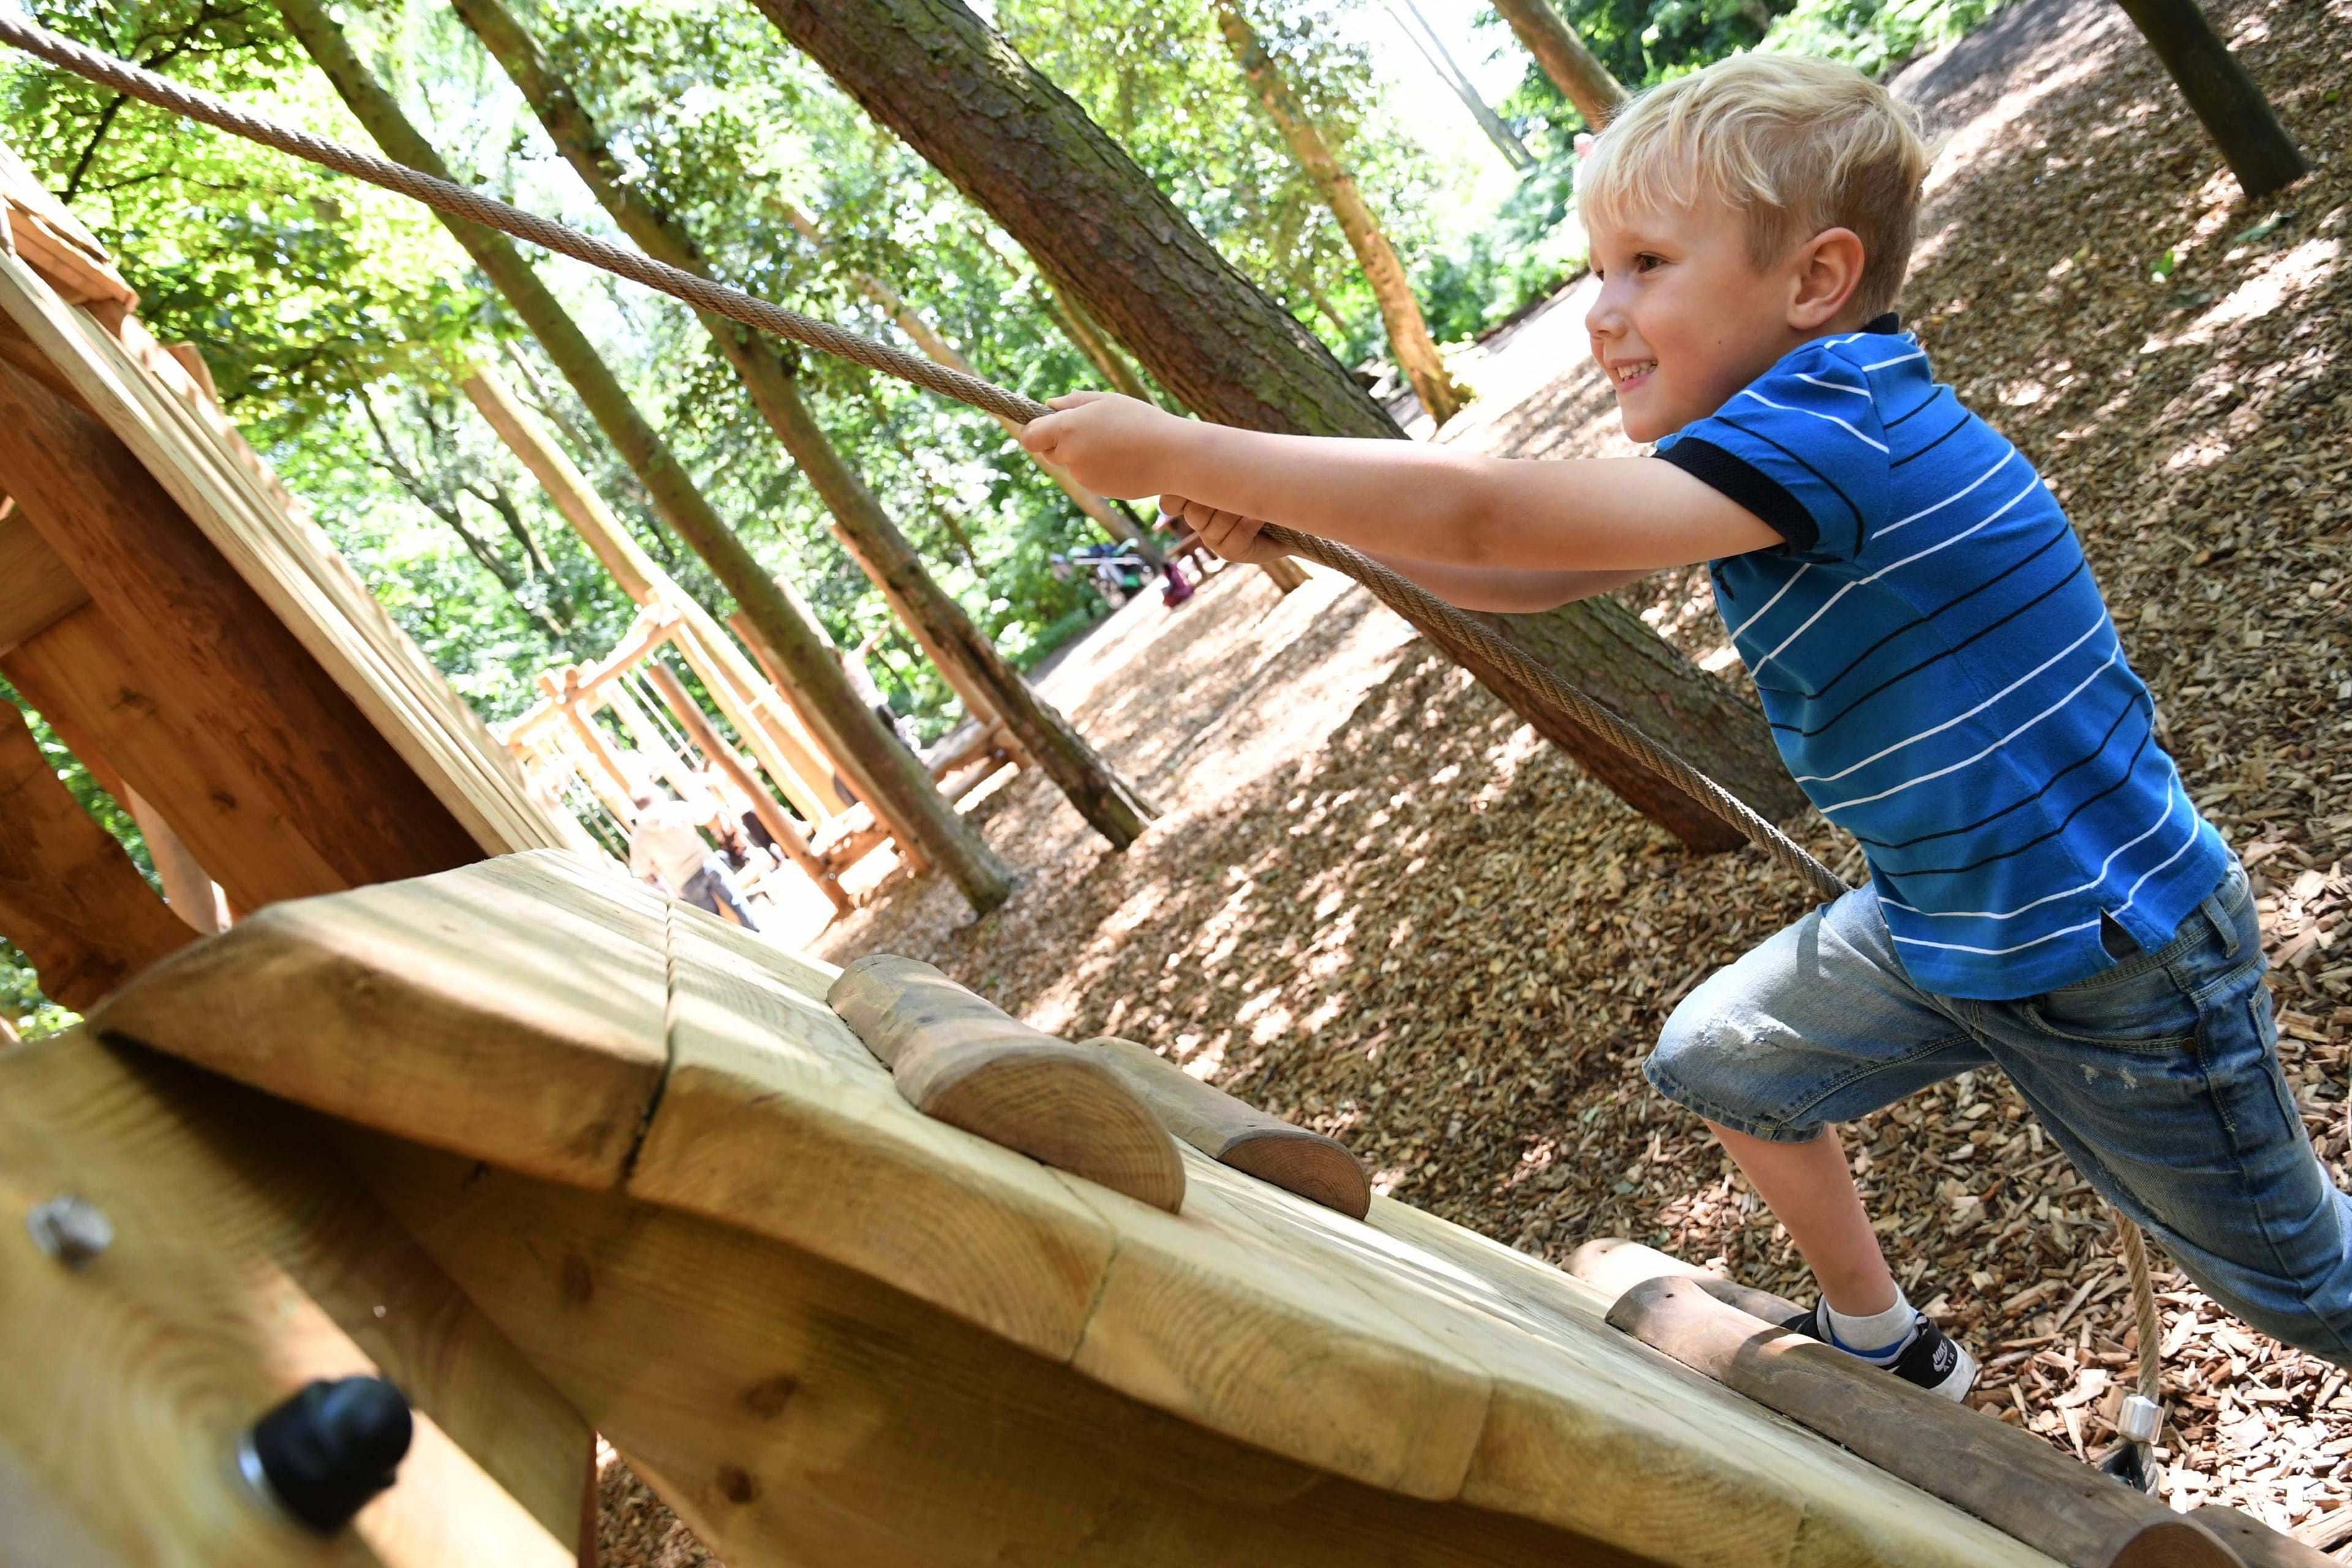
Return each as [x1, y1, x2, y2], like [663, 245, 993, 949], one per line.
[1646, 854, 2352, 1362]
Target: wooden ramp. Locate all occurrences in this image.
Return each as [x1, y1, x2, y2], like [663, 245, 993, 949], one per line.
[77, 851, 2082, 1568]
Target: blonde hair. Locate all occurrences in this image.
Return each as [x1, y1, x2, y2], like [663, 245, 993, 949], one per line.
[1578, 54, 1931, 319]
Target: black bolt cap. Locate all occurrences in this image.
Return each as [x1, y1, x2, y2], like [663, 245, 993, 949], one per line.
[247, 1376, 413, 1532]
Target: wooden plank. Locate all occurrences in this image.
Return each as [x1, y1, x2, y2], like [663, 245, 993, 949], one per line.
[628, 910, 1114, 1359]
[829, 953, 1186, 1213]
[0, 1028, 583, 1566]
[67, 859, 2083, 1564]
[0, 248, 571, 860]
[88, 852, 669, 1188]
[121, 782, 232, 936]
[0, 356, 487, 903]
[0, 508, 86, 655]
[349, 1131, 1653, 1568]
[0, 690, 192, 1008]
[1083, 1033, 1369, 1218]
[1607, 1277, 2238, 1568]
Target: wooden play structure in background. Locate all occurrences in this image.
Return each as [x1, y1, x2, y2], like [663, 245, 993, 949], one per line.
[0, 123, 2334, 1568]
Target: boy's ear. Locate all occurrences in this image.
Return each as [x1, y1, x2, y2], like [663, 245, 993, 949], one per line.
[1786, 227, 1868, 331]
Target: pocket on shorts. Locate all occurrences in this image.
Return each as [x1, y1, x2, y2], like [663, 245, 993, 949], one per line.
[2016, 959, 2202, 1052]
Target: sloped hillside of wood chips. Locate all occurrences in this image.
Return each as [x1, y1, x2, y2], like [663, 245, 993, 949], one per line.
[603, 0, 2350, 1553]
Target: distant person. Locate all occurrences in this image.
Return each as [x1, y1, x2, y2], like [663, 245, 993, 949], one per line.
[1022, 53, 2345, 1394]
[628, 789, 760, 931]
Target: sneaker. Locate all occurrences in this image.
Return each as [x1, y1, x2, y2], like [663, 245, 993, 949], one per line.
[1780, 1302, 1980, 1403]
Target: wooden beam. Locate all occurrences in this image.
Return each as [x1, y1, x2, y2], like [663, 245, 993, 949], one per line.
[0, 1028, 584, 1566]
[0, 359, 483, 907]
[1081, 1035, 1369, 1219]
[91, 851, 670, 1189]
[1605, 1278, 2237, 1568]
[644, 660, 850, 919]
[0, 508, 86, 656]
[828, 953, 1186, 1213]
[352, 1132, 1649, 1568]
[540, 667, 639, 816]
[0, 692, 192, 1009]
[121, 782, 231, 937]
[84, 855, 2074, 1568]
[670, 620, 856, 843]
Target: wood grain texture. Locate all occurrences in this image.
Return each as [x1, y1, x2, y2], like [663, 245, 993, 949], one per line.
[1083, 1034, 1369, 1218]
[77, 856, 2081, 1566]
[0, 1030, 582, 1566]
[0, 509, 86, 655]
[89, 851, 669, 1188]
[0, 692, 192, 1008]
[1608, 1276, 2241, 1568]
[0, 347, 485, 905]
[0, 254, 573, 863]
[628, 910, 1114, 1360]
[350, 1133, 1654, 1568]
[829, 953, 1185, 1212]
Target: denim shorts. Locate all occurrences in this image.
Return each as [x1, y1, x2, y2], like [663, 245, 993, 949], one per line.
[1646, 854, 2352, 1362]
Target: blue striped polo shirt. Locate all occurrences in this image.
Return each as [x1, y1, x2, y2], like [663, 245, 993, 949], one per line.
[1656, 315, 2225, 1000]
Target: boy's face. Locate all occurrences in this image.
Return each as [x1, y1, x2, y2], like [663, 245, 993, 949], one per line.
[1585, 197, 1824, 444]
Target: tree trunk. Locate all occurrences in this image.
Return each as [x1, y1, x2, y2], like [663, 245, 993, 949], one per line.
[453, 0, 1153, 852]
[1487, 0, 1626, 130]
[275, 0, 1012, 913]
[754, 0, 1803, 848]
[1210, 0, 1468, 429]
[2111, 0, 2305, 197]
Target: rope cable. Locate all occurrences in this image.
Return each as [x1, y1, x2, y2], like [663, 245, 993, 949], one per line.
[0, 11, 2170, 1463]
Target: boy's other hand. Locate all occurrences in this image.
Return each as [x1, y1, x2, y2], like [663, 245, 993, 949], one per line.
[1164, 496, 1285, 568]
[1017, 391, 1189, 499]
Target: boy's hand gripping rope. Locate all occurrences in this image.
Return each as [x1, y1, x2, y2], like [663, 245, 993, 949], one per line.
[0, 10, 2164, 1467]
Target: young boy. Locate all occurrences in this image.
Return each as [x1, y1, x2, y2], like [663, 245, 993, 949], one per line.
[1021, 52, 2352, 1398]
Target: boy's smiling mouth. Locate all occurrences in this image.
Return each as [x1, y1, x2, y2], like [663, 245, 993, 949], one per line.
[1608, 358, 1657, 391]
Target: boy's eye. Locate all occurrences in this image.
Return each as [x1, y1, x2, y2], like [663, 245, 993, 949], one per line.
[1634, 253, 1665, 273]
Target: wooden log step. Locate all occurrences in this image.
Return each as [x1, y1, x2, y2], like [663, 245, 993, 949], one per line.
[828, 954, 1185, 1213]
[1605, 1276, 2242, 1568]
[1566, 1237, 1804, 1323]
[1081, 1035, 1370, 1219]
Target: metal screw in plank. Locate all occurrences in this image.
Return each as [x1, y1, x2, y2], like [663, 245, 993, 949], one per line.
[26, 1194, 113, 1268]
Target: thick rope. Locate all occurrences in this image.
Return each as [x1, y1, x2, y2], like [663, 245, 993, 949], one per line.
[0, 11, 2168, 1452]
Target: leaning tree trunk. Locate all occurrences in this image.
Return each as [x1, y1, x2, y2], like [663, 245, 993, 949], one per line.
[755, 0, 1807, 850]
[1210, 0, 1466, 428]
[2111, 0, 2305, 197]
[454, 0, 1155, 852]
[274, 0, 1014, 913]
[1487, 0, 1626, 129]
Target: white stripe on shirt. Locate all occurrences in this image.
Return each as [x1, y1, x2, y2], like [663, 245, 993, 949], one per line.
[1795, 612, 2110, 785]
[1891, 916, 2102, 956]
[1819, 642, 2124, 813]
[1720, 562, 1811, 641]
[1737, 389, 1890, 453]
[1795, 372, 1872, 398]
[1882, 791, 2178, 921]
[1877, 450, 2016, 540]
[1861, 349, 1928, 372]
[1742, 473, 2046, 669]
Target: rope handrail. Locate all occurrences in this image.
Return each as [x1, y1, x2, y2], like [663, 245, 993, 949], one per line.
[0, 11, 2166, 1471]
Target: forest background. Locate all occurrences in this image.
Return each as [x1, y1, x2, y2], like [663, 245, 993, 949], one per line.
[0, 0, 2011, 1033]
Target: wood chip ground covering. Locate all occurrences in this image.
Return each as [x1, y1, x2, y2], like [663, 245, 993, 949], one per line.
[600, 0, 2351, 1552]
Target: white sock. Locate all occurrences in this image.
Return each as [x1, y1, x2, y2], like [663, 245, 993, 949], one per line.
[1825, 1287, 1918, 1362]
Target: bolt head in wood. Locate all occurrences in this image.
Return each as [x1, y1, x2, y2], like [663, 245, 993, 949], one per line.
[25, 1194, 111, 1268]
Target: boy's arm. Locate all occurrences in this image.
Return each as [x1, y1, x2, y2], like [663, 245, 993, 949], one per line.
[1022, 393, 1782, 571]
[1352, 552, 1655, 613]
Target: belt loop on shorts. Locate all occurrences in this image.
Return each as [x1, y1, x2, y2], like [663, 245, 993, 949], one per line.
[2199, 883, 2241, 960]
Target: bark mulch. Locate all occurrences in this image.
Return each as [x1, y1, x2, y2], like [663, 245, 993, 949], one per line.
[599, 0, 2351, 1552]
